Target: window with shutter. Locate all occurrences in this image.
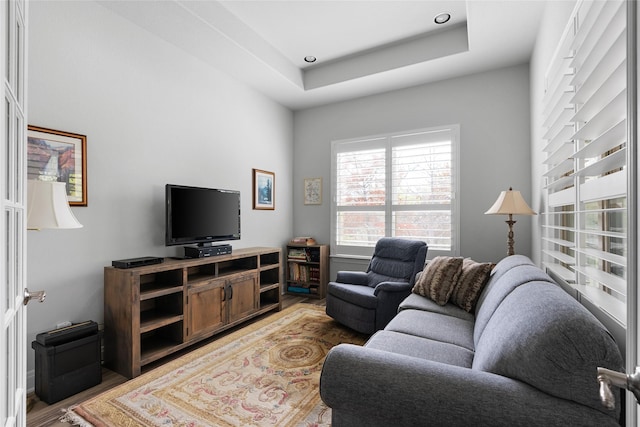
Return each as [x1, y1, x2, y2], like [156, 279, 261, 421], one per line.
[331, 126, 459, 258]
[542, 0, 627, 325]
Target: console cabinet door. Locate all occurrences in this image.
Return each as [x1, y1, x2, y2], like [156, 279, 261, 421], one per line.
[187, 280, 225, 339]
[227, 273, 258, 324]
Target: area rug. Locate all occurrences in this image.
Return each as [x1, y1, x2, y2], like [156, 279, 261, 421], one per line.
[62, 304, 366, 427]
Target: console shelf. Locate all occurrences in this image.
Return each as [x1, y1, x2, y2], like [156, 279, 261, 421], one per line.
[140, 286, 183, 301]
[104, 247, 282, 378]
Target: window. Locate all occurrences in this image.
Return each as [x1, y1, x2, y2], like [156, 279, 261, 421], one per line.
[541, 0, 627, 325]
[331, 125, 459, 258]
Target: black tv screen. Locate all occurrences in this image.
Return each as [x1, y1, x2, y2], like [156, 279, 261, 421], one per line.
[165, 184, 241, 246]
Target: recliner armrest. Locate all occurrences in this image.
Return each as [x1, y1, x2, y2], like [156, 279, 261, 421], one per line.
[373, 281, 412, 295]
[335, 271, 369, 285]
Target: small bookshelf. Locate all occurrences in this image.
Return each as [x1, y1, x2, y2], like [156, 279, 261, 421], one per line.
[285, 244, 328, 299]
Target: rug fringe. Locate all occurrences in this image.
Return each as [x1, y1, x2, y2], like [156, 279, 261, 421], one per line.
[60, 407, 94, 427]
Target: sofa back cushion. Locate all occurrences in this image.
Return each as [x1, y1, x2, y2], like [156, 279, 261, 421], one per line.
[367, 238, 427, 287]
[473, 282, 623, 418]
[473, 255, 535, 310]
[473, 262, 555, 346]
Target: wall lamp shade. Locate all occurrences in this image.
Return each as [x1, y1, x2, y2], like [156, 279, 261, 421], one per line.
[27, 180, 83, 230]
[485, 187, 536, 256]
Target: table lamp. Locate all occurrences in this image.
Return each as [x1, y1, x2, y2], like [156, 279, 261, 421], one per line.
[25, 180, 82, 305]
[27, 180, 82, 230]
[485, 187, 536, 256]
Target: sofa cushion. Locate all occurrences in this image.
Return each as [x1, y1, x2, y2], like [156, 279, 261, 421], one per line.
[365, 330, 474, 368]
[398, 293, 474, 322]
[450, 258, 494, 312]
[472, 282, 624, 416]
[412, 256, 463, 305]
[473, 255, 535, 313]
[385, 309, 475, 351]
[473, 264, 556, 347]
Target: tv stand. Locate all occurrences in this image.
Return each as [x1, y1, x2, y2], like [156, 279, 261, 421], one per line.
[104, 247, 282, 378]
[184, 244, 232, 258]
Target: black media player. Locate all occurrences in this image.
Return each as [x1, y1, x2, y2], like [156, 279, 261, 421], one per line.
[184, 244, 232, 258]
[111, 256, 164, 269]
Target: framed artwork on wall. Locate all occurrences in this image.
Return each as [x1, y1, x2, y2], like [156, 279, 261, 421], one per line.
[27, 125, 88, 206]
[253, 168, 275, 210]
[304, 178, 322, 205]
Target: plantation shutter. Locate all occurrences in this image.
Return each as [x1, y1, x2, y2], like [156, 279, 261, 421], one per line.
[542, 0, 627, 324]
[332, 126, 459, 258]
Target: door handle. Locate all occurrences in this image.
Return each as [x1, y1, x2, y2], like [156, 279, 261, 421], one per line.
[597, 367, 640, 409]
[23, 288, 46, 305]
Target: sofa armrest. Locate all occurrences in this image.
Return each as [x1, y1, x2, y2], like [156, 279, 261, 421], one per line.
[320, 344, 619, 427]
[335, 271, 368, 285]
[373, 281, 411, 295]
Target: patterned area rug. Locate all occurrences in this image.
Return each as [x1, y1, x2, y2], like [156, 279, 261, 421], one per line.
[62, 304, 366, 427]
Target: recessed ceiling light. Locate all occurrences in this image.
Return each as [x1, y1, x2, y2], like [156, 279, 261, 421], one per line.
[434, 13, 451, 24]
[304, 56, 317, 63]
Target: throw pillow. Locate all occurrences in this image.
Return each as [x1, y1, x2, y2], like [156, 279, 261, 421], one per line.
[412, 256, 463, 305]
[450, 258, 495, 312]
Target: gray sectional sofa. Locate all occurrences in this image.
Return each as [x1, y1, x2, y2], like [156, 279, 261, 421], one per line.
[320, 255, 624, 426]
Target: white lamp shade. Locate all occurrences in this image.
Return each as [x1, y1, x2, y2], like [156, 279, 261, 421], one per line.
[485, 188, 537, 216]
[27, 180, 83, 230]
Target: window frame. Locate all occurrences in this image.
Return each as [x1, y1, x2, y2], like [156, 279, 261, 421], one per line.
[330, 125, 460, 259]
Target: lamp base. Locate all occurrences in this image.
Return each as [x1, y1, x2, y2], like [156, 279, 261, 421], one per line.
[505, 215, 516, 256]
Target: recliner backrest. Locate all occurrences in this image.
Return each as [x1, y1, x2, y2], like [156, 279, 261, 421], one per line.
[366, 238, 427, 288]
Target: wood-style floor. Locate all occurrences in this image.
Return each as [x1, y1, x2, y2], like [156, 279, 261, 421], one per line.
[26, 295, 324, 427]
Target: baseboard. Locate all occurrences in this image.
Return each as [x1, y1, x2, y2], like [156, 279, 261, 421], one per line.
[27, 368, 35, 394]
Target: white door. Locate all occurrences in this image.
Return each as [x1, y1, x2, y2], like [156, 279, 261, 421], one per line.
[2, 1, 28, 426]
[635, 3, 640, 425]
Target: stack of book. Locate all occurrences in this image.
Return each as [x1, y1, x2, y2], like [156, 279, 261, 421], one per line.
[287, 248, 309, 261]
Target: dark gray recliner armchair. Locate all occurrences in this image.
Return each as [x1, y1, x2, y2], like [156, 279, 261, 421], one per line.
[326, 238, 427, 334]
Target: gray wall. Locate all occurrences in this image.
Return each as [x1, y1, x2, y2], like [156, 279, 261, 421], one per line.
[293, 64, 533, 276]
[26, 1, 293, 387]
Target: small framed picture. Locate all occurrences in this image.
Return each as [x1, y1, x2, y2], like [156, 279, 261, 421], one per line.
[304, 178, 322, 205]
[27, 125, 88, 206]
[253, 168, 275, 210]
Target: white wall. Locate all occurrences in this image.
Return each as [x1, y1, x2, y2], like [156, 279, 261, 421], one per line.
[26, 1, 293, 386]
[293, 64, 533, 275]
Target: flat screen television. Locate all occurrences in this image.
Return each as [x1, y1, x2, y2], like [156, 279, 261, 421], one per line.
[165, 184, 241, 246]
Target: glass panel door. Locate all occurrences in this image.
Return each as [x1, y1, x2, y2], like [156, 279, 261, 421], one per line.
[2, 1, 27, 426]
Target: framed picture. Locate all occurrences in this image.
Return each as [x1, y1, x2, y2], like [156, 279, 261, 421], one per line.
[27, 125, 87, 206]
[253, 168, 275, 210]
[304, 178, 322, 205]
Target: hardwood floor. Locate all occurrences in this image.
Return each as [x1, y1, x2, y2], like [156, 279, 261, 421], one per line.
[26, 295, 325, 427]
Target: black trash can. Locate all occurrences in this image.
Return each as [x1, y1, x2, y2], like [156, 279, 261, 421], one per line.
[32, 320, 102, 404]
